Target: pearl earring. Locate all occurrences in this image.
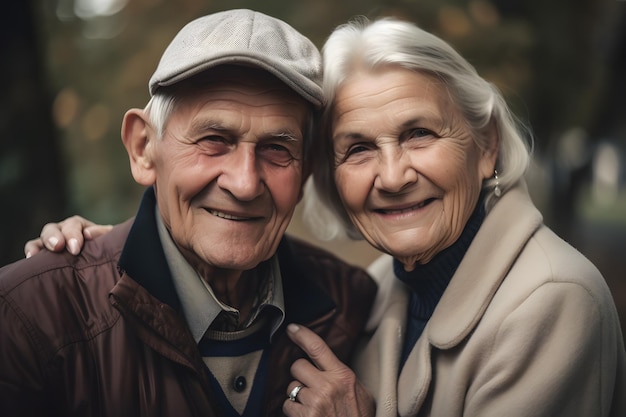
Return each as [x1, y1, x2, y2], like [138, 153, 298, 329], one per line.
[494, 169, 501, 197]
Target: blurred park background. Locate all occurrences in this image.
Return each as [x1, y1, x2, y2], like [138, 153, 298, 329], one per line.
[1, 0, 625, 339]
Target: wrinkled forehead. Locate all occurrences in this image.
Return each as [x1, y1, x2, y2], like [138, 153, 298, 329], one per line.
[332, 66, 454, 118]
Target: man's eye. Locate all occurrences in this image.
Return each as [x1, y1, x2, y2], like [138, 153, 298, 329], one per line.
[201, 135, 228, 144]
[265, 143, 289, 152]
[197, 136, 230, 154]
[258, 144, 296, 166]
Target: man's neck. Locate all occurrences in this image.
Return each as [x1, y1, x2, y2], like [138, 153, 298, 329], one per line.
[167, 231, 259, 316]
[199, 267, 260, 323]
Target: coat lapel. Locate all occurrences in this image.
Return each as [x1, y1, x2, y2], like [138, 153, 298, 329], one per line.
[394, 182, 543, 415]
[357, 255, 410, 417]
[426, 182, 543, 348]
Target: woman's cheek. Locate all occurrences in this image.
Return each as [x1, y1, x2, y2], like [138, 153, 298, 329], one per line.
[334, 169, 357, 207]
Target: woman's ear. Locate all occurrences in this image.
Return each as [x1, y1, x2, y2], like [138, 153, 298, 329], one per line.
[479, 118, 500, 179]
[121, 108, 157, 186]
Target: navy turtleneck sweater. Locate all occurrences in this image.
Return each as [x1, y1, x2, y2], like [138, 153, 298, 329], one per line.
[395, 200, 486, 368]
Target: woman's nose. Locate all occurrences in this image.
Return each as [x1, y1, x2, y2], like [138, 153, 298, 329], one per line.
[374, 147, 417, 192]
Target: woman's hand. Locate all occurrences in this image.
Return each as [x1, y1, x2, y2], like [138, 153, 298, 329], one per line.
[24, 215, 113, 258]
[283, 324, 375, 417]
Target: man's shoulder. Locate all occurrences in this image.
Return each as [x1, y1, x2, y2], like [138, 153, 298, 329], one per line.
[0, 220, 132, 276]
[0, 219, 133, 299]
[0, 220, 135, 352]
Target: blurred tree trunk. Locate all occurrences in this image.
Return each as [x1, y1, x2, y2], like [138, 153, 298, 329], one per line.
[495, 0, 623, 240]
[0, 0, 67, 264]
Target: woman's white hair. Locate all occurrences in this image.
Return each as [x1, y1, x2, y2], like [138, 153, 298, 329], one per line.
[303, 16, 533, 241]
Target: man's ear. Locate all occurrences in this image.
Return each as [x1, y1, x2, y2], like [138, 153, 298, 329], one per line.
[121, 108, 157, 186]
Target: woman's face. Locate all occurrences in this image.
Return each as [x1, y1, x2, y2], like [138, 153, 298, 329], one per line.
[332, 67, 496, 269]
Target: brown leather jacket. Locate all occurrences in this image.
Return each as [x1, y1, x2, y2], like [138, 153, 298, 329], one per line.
[0, 189, 377, 417]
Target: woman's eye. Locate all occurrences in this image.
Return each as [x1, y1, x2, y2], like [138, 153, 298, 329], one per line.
[408, 128, 434, 139]
[336, 142, 374, 165]
[346, 143, 371, 156]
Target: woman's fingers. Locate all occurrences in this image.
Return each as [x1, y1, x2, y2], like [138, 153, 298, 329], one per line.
[286, 323, 342, 371]
[24, 215, 112, 257]
[283, 324, 375, 417]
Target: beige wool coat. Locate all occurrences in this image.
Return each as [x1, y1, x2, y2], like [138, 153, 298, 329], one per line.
[354, 182, 626, 417]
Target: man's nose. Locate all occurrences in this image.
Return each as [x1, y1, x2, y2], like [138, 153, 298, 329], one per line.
[217, 145, 264, 201]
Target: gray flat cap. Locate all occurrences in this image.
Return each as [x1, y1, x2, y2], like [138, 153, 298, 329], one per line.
[149, 9, 324, 107]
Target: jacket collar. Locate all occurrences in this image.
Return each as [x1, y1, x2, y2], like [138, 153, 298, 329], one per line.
[277, 237, 338, 324]
[118, 187, 181, 310]
[117, 187, 336, 326]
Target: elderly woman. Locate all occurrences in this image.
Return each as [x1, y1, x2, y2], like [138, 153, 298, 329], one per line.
[295, 16, 625, 417]
[23, 16, 626, 417]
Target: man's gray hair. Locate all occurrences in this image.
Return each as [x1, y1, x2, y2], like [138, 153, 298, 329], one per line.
[143, 76, 316, 159]
[144, 93, 176, 140]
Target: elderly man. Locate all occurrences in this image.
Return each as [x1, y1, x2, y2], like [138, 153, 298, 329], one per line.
[0, 9, 376, 417]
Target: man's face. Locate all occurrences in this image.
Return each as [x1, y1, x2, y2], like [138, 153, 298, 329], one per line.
[147, 68, 309, 273]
